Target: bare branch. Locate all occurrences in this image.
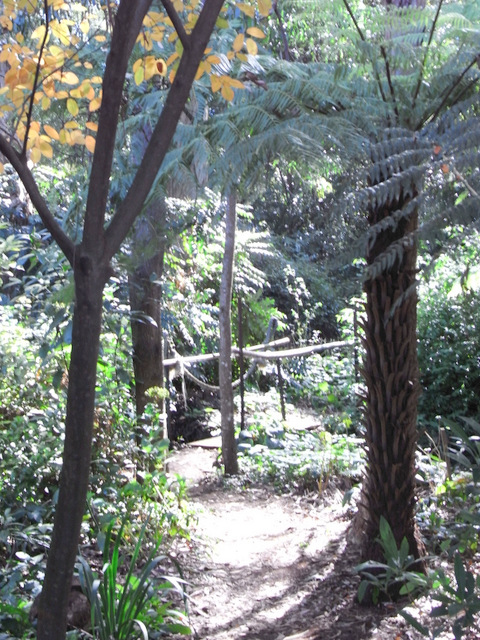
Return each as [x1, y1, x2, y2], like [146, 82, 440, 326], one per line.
[430, 56, 480, 123]
[104, 0, 226, 260]
[380, 45, 399, 121]
[83, 0, 153, 252]
[272, 0, 291, 61]
[412, 0, 444, 108]
[342, 0, 390, 111]
[160, 0, 190, 50]
[22, 0, 50, 159]
[0, 133, 75, 263]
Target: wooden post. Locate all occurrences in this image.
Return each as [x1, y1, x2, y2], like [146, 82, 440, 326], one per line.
[238, 296, 245, 431]
[277, 360, 286, 421]
[164, 335, 172, 441]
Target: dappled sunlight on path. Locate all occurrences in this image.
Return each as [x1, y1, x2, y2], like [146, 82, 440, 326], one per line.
[168, 446, 422, 640]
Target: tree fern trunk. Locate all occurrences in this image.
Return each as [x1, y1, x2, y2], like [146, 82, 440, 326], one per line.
[358, 165, 425, 573]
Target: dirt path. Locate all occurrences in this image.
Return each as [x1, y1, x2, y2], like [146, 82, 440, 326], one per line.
[167, 447, 422, 640]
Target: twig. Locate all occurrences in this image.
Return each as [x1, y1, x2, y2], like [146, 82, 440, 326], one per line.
[22, 0, 50, 159]
[160, 0, 189, 50]
[412, 0, 444, 109]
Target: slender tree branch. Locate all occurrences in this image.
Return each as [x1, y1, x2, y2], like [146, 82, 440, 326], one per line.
[452, 167, 480, 199]
[160, 0, 190, 50]
[272, 0, 291, 61]
[412, 0, 444, 108]
[380, 45, 399, 120]
[22, 0, 50, 159]
[342, 0, 365, 41]
[83, 0, 153, 253]
[430, 56, 480, 123]
[0, 133, 75, 263]
[104, 0, 226, 260]
[342, 0, 390, 111]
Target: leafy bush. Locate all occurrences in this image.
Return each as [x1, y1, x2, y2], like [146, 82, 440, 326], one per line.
[402, 554, 480, 640]
[78, 517, 190, 640]
[356, 516, 428, 605]
[418, 250, 480, 424]
[239, 417, 364, 493]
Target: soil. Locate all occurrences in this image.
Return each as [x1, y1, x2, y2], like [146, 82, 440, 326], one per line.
[167, 445, 426, 640]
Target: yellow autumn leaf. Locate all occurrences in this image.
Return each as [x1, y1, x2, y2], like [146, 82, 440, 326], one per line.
[246, 38, 258, 55]
[84, 61, 93, 69]
[86, 121, 98, 132]
[221, 84, 234, 101]
[41, 96, 51, 109]
[89, 95, 102, 112]
[195, 61, 206, 81]
[0, 16, 13, 30]
[0, 163, 4, 174]
[59, 129, 68, 144]
[80, 19, 89, 34]
[156, 59, 167, 76]
[94, 34, 106, 42]
[51, 20, 70, 46]
[85, 135, 96, 153]
[150, 27, 165, 43]
[247, 27, 266, 39]
[144, 56, 158, 80]
[216, 17, 228, 28]
[70, 129, 84, 145]
[236, 2, 255, 17]
[39, 138, 53, 158]
[44, 124, 59, 140]
[132, 59, 143, 73]
[56, 91, 69, 100]
[257, 0, 271, 15]
[61, 71, 79, 85]
[50, 0, 67, 9]
[233, 33, 244, 52]
[30, 147, 41, 163]
[206, 54, 221, 64]
[31, 25, 47, 41]
[229, 78, 245, 89]
[64, 121, 78, 129]
[91, 76, 103, 85]
[166, 52, 179, 67]
[210, 75, 222, 93]
[66, 98, 79, 116]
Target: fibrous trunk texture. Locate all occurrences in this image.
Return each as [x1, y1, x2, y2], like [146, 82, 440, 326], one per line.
[359, 159, 425, 572]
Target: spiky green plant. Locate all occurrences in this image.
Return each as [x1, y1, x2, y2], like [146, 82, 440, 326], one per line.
[77, 517, 190, 640]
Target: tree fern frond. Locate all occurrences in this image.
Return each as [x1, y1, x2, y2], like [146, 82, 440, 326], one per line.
[366, 166, 424, 210]
[364, 231, 416, 281]
[365, 196, 423, 253]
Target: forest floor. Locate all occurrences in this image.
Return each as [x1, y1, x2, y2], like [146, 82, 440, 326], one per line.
[167, 444, 426, 640]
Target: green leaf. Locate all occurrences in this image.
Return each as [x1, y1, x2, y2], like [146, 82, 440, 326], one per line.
[379, 516, 399, 561]
[454, 553, 466, 598]
[357, 580, 369, 603]
[400, 610, 429, 636]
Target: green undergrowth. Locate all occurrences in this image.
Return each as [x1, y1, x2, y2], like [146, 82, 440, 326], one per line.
[235, 413, 365, 493]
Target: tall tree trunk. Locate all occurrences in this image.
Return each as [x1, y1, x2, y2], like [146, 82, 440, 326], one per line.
[37, 254, 109, 640]
[358, 143, 425, 571]
[129, 200, 167, 421]
[219, 191, 239, 475]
